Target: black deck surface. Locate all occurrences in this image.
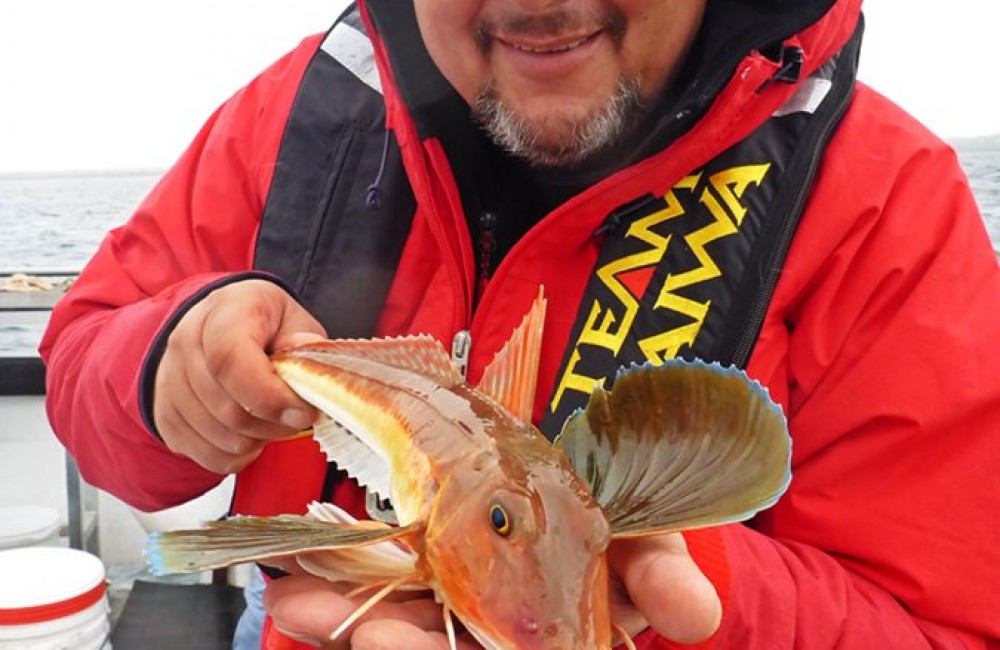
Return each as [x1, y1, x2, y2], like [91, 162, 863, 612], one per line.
[111, 580, 246, 650]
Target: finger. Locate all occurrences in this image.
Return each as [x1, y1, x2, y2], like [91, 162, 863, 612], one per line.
[609, 535, 722, 645]
[264, 576, 445, 650]
[270, 301, 327, 352]
[154, 397, 262, 474]
[264, 576, 355, 645]
[352, 619, 482, 650]
[186, 340, 306, 442]
[197, 295, 317, 433]
[276, 330, 327, 351]
[153, 341, 261, 471]
[164, 343, 268, 453]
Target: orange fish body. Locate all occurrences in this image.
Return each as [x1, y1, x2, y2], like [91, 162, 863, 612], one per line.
[147, 290, 791, 650]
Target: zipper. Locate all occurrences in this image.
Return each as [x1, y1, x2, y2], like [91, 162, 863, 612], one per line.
[451, 329, 472, 380]
[729, 33, 860, 367]
[475, 211, 497, 305]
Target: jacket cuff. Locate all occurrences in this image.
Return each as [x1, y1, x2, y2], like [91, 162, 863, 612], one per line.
[630, 527, 732, 650]
[138, 271, 298, 441]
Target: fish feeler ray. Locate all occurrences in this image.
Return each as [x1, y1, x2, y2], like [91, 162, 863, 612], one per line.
[329, 574, 416, 642]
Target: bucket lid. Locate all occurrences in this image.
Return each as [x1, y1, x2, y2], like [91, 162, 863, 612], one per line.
[0, 547, 106, 625]
[0, 506, 61, 549]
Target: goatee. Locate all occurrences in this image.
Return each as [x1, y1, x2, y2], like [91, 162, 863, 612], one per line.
[471, 77, 643, 168]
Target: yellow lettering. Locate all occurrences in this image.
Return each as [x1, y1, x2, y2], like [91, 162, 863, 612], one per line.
[638, 294, 711, 363]
[708, 164, 770, 227]
[638, 164, 770, 359]
[549, 349, 606, 413]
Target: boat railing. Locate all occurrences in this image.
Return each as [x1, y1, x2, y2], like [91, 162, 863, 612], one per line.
[2, 267, 238, 582]
[0, 267, 100, 554]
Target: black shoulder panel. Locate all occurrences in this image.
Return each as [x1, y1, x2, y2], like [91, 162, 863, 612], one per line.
[254, 7, 415, 339]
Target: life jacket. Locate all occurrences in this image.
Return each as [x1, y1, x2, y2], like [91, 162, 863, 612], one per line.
[231, 3, 861, 521]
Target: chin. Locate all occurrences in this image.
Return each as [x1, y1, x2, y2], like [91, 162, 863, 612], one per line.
[472, 77, 641, 167]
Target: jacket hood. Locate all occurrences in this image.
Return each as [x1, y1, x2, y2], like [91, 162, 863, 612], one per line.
[360, 0, 860, 145]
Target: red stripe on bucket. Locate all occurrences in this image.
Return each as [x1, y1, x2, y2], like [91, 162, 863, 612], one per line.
[0, 581, 106, 625]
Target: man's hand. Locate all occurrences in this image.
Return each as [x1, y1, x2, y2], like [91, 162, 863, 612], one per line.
[609, 534, 722, 645]
[262, 533, 721, 648]
[153, 279, 326, 474]
[263, 575, 480, 650]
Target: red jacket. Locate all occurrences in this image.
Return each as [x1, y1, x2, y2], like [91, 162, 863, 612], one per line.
[40, 0, 1000, 647]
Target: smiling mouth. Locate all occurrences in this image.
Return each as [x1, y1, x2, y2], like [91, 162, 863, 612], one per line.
[497, 32, 600, 54]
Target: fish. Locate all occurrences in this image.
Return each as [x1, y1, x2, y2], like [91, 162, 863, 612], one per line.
[146, 288, 791, 650]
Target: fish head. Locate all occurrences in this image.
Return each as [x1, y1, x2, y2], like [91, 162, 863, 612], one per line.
[424, 453, 612, 649]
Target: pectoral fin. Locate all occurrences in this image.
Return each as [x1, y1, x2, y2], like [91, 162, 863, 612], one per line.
[294, 502, 419, 585]
[146, 507, 421, 575]
[554, 358, 791, 537]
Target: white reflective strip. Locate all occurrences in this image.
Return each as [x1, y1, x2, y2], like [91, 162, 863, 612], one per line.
[321, 22, 382, 94]
[772, 77, 832, 117]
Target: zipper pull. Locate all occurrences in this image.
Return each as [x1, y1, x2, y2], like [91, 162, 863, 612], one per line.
[451, 330, 472, 380]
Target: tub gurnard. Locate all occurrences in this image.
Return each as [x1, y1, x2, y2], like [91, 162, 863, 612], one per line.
[147, 288, 791, 649]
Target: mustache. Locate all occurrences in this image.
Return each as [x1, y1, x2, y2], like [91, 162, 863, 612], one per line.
[474, 8, 627, 48]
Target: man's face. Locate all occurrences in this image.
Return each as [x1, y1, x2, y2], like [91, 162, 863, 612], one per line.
[413, 0, 707, 167]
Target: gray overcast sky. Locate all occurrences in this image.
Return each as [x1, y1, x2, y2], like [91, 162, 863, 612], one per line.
[1, 1, 997, 173]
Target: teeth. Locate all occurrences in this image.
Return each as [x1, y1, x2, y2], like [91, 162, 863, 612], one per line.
[510, 36, 588, 54]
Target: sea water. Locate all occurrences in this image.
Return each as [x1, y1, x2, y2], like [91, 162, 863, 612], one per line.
[2, 152, 999, 356]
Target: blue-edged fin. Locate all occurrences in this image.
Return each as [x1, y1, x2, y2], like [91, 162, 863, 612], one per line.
[145, 511, 421, 575]
[554, 358, 791, 537]
[476, 287, 547, 423]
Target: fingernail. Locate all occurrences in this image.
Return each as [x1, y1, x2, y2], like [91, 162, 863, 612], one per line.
[269, 624, 322, 648]
[280, 408, 313, 430]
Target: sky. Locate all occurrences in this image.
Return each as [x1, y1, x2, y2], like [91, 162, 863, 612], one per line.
[1, 1, 998, 174]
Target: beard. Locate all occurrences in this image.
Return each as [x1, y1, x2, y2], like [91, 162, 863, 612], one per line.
[471, 77, 643, 168]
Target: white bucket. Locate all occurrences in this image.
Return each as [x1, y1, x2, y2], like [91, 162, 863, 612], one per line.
[0, 547, 110, 649]
[0, 506, 61, 550]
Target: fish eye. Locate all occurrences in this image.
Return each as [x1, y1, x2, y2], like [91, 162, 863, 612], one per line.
[489, 502, 511, 537]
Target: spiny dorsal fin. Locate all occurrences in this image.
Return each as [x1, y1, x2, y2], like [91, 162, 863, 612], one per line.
[476, 287, 547, 423]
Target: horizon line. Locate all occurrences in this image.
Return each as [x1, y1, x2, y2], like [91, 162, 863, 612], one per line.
[0, 168, 166, 180]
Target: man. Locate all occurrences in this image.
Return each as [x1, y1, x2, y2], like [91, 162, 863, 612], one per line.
[41, 0, 1000, 648]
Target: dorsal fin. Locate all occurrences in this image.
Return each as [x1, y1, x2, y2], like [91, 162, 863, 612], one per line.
[477, 287, 547, 423]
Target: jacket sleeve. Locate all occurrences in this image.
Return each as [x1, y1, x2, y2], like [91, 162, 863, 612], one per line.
[39, 37, 322, 512]
[641, 89, 1000, 649]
